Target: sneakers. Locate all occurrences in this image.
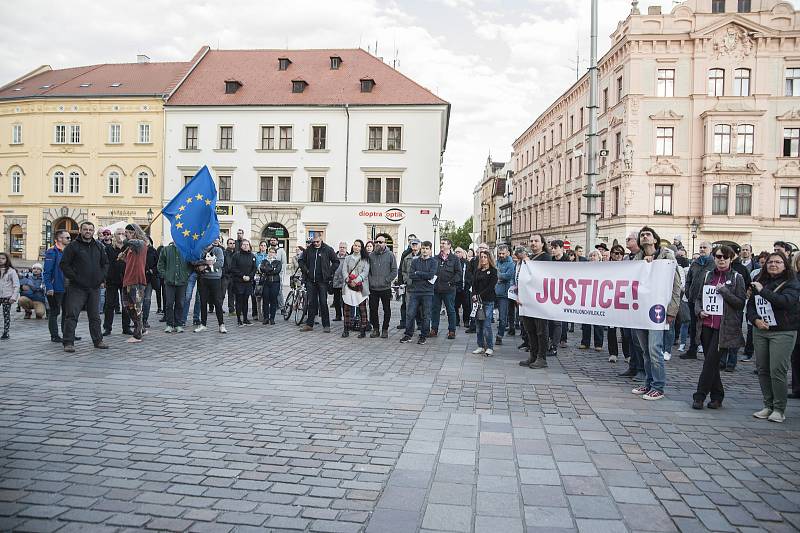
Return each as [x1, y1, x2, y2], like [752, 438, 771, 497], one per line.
[175, 326, 184, 333]
[447, 331, 456, 340]
[618, 368, 637, 377]
[472, 347, 485, 355]
[243, 320, 253, 326]
[495, 336, 503, 345]
[697, 345, 704, 354]
[678, 343, 686, 352]
[642, 390, 664, 401]
[579, 344, 589, 350]
[753, 408, 772, 419]
[194, 325, 207, 333]
[323, 327, 331, 333]
[631, 386, 650, 395]
[417, 336, 427, 345]
[594, 346, 603, 352]
[740, 354, 753, 362]
[219, 325, 227, 334]
[63, 345, 75, 353]
[768, 410, 785, 423]
[485, 348, 494, 356]
[400, 335, 412, 343]
[663, 351, 671, 362]
[608, 355, 617, 363]
[164, 326, 174, 333]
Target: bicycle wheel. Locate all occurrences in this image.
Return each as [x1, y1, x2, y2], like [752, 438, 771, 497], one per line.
[282, 293, 295, 321]
[294, 292, 307, 325]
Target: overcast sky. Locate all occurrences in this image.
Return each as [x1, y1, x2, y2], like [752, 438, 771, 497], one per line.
[1, 0, 781, 224]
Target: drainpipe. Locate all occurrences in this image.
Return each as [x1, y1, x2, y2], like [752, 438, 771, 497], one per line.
[344, 104, 350, 202]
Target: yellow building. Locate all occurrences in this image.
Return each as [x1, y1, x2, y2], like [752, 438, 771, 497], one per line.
[0, 57, 192, 262]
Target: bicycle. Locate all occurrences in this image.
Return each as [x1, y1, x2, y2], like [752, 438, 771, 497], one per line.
[282, 275, 308, 325]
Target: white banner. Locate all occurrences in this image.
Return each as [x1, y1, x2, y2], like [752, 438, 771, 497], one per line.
[702, 286, 723, 316]
[517, 260, 676, 330]
[754, 295, 777, 326]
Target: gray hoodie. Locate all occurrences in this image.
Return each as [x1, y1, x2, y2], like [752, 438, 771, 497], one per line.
[368, 248, 398, 291]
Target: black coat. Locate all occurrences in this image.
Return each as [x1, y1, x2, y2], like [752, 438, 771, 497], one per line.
[302, 243, 340, 283]
[60, 237, 109, 290]
[259, 258, 282, 284]
[104, 243, 127, 286]
[433, 253, 460, 294]
[746, 275, 800, 331]
[228, 251, 257, 284]
[472, 266, 498, 303]
[456, 258, 472, 292]
[145, 245, 159, 287]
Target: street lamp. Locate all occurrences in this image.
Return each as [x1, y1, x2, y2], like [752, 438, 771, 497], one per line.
[690, 217, 699, 254]
[146, 208, 154, 236]
[432, 214, 440, 255]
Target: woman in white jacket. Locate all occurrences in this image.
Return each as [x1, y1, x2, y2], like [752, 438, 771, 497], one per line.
[0, 253, 20, 340]
[339, 240, 370, 338]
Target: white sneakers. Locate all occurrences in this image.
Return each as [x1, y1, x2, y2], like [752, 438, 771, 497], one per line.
[754, 408, 785, 422]
[608, 354, 617, 363]
[193, 325, 207, 333]
[164, 326, 174, 333]
[219, 325, 227, 334]
[175, 326, 184, 333]
[753, 408, 772, 419]
[472, 348, 485, 355]
[485, 349, 494, 356]
[678, 343, 686, 352]
[663, 351, 671, 362]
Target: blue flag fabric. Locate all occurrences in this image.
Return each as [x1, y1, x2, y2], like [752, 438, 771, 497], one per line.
[162, 166, 220, 261]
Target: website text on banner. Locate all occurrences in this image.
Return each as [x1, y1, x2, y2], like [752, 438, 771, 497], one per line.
[516, 260, 676, 330]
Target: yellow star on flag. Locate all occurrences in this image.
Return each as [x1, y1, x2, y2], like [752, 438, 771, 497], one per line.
[205, 199, 211, 206]
[175, 222, 183, 229]
[192, 233, 199, 240]
[195, 193, 203, 200]
[179, 205, 185, 212]
[182, 229, 190, 237]
[175, 214, 182, 220]
[186, 197, 193, 204]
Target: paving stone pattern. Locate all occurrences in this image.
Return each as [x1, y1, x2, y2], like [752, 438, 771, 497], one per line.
[1, 302, 799, 532]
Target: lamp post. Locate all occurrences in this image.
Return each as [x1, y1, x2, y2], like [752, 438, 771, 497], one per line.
[690, 217, 699, 254]
[146, 208, 154, 236]
[432, 214, 440, 255]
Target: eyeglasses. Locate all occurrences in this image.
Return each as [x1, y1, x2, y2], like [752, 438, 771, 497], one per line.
[611, 251, 623, 255]
[715, 254, 728, 259]
[376, 240, 385, 244]
[766, 260, 784, 265]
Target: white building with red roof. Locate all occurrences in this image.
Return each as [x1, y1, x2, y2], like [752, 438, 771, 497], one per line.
[164, 47, 450, 253]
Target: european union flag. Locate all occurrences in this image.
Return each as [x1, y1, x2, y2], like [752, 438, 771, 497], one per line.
[162, 166, 220, 261]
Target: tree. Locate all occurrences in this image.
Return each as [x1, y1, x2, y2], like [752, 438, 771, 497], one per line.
[442, 216, 473, 250]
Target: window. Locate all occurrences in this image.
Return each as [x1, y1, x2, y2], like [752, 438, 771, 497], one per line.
[11, 170, 21, 194]
[367, 178, 381, 202]
[184, 126, 198, 150]
[603, 88, 609, 112]
[733, 68, 750, 96]
[712, 0, 725, 13]
[260, 126, 274, 150]
[70, 124, 81, 144]
[277, 176, 291, 202]
[580, 107, 585, 128]
[312, 126, 327, 150]
[68, 171, 80, 194]
[657, 69, 674, 97]
[783, 128, 800, 156]
[656, 127, 674, 156]
[558, 124, 563, 143]
[569, 115, 574, 134]
[218, 176, 230, 201]
[386, 178, 400, 203]
[786, 68, 800, 96]
[184, 175, 194, 186]
[224, 80, 241, 94]
[713, 124, 731, 153]
[54, 124, 66, 144]
[712, 184, 729, 215]
[311, 176, 324, 202]
[654, 184, 673, 214]
[737, 124, 754, 154]
[735, 184, 752, 215]
[708, 68, 724, 96]
[107, 171, 120, 194]
[219, 126, 233, 150]
[11, 124, 22, 144]
[599, 192, 606, 219]
[330, 56, 342, 70]
[137, 171, 149, 195]
[108, 124, 121, 144]
[780, 187, 798, 217]
[368, 126, 382, 150]
[138, 123, 151, 143]
[260, 176, 273, 201]
[616, 76, 623, 102]
[292, 80, 307, 93]
[53, 171, 64, 193]
[615, 132, 622, 159]
[278, 58, 291, 71]
[387, 127, 402, 150]
[361, 79, 375, 92]
[279, 126, 292, 149]
[613, 186, 620, 215]
[738, 0, 750, 12]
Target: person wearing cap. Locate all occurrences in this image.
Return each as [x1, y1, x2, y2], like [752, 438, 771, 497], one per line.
[44, 229, 70, 342]
[673, 234, 685, 252]
[18, 263, 47, 319]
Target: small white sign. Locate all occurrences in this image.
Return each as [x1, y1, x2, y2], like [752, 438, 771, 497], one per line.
[754, 295, 777, 326]
[702, 285, 723, 316]
[508, 285, 519, 302]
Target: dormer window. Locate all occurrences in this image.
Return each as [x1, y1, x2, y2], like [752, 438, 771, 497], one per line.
[330, 56, 342, 70]
[79, 83, 92, 88]
[40, 85, 50, 89]
[360, 78, 375, 93]
[110, 82, 122, 88]
[292, 80, 308, 93]
[225, 80, 242, 94]
[278, 58, 291, 71]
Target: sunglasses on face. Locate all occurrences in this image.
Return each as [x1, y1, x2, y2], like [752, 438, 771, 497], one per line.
[715, 254, 729, 259]
[611, 251, 623, 255]
[376, 240, 385, 244]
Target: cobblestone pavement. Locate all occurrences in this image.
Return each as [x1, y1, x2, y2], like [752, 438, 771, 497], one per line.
[1, 301, 799, 532]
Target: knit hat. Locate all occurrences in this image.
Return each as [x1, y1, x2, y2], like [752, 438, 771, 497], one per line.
[32, 263, 43, 270]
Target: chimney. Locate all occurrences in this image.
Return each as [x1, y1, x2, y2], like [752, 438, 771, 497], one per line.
[137, 54, 151, 64]
[647, 5, 661, 14]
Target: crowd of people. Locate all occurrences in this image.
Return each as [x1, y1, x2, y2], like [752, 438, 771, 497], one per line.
[1, 222, 798, 422]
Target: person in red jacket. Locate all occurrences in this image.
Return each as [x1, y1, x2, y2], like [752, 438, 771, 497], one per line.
[121, 224, 149, 342]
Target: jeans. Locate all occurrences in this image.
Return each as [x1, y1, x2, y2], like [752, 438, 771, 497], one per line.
[63, 285, 103, 345]
[399, 295, 407, 327]
[754, 328, 797, 413]
[99, 286, 106, 314]
[306, 280, 330, 328]
[369, 289, 392, 331]
[47, 292, 65, 339]
[495, 296, 509, 337]
[262, 280, 280, 321]
[199, 277, 225, 326]
[581, 324, 604, 347]
[476, 300, 495, 349]
[182, 272, 202, 325]
[103, 285, 130, 333]
[163, 284, 187, 328]
[405, 293, 432, 337]
[635, 328, 668, 393]
[679, 320, 689, 345]
[431, 291, 456, 333]
[623, 328, 644, 372]
[694, 327, 724, 403]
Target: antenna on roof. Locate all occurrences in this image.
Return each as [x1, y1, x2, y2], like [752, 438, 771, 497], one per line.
[375, 40, 378, 57]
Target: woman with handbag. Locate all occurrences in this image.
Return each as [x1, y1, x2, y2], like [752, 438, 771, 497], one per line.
[471, 250, 498, 356]
[339, 239, 370, 338]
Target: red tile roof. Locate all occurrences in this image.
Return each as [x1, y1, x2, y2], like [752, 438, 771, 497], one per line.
[0, 61, 191, 100]
[166, 49, 448, 106]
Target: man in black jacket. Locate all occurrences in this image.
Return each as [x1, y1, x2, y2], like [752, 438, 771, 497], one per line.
[223, 238, 237, 314]
[519, 234, 552, 369]
[396, 234, 417, 330]
[300, 237, 340, 332]
[103, 227, 131, 335]
[60, 221, 110, 352]
[430, 238, 460, 339]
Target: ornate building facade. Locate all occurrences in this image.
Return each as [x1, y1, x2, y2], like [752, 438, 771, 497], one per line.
[512, 0, 800, 253]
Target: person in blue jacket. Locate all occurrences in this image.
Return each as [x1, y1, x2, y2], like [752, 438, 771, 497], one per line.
[494, 245, 515, 346]
[19, 263, 47, 319]
[400, 241, 438, 345]
[43, 230, 70, 342]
